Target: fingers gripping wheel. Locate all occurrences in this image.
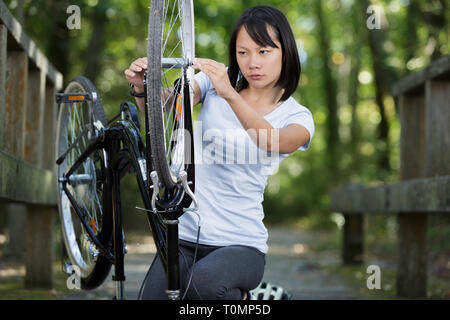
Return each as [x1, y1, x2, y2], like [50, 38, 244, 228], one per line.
[56, 76, 112, 290]
[147, 0, 195, 201]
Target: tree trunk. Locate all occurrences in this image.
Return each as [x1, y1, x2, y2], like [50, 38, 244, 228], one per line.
[405, 0, 421, 63]
[46, 1, 71, 81]
[358, 0, 393, 175]
[315, 0, 339, 174]
[348, 2, 362, 172]
[421, 0, 447, 61]
[83, 3, 109, 85]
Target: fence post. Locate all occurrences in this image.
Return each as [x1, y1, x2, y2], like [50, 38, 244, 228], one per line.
[25, 205, 54, 288]
[24, 79, 58, 289]
[397, 91, 427, 298]
[24, 67, 54, 289]
[5, 50, 28, 261]
[342, 214, 364, 265]
[397, 213, 427, 296]
[42, 84, 57, 171]
[424, 79, 450, 177]
[1, 0, 62, 289]
[0, 24, 6, 149]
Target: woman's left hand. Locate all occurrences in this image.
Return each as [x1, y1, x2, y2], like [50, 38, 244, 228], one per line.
[192, 58, 236, 101]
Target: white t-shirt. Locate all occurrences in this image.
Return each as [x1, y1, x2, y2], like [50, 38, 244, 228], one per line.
[178, 71, 315, 253]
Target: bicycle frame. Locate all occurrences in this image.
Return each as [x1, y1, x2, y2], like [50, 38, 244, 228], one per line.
[58, 88, 193, 299]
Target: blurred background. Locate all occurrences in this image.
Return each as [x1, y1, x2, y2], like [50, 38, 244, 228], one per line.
[0, 0, 449, 299]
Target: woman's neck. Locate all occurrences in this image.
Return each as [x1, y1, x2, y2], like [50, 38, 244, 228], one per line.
[240, 85, 285, 107]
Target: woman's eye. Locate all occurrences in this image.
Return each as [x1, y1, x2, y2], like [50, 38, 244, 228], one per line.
[238, 51, 246, 55]
[260, 50, 269, 54]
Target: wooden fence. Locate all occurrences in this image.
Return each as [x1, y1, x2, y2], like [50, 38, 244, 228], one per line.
[0, 0, 62, 288]
[331, 54, 450, 298]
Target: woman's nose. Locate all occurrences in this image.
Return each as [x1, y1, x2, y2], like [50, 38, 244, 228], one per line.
[248, 54, 261, 69]
[249, 61, 260, 69]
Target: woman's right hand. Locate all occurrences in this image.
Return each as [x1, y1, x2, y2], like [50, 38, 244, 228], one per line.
[124, 57, 148, 93]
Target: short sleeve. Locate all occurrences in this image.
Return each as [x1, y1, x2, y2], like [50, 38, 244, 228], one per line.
[284, 107, 315, 151]
[194, 71, 213, 103]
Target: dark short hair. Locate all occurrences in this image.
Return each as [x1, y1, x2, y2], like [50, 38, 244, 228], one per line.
[227, 6, 301, 102]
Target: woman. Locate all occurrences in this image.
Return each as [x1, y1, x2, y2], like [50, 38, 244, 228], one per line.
[124, 5, 314, 300]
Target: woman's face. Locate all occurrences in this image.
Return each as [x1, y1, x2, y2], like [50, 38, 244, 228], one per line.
[235, 25, 283, 91]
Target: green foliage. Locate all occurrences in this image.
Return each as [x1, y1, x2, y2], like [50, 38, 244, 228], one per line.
[5, 0, 449, 228]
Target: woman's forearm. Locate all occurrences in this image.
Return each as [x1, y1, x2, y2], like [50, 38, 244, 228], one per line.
[133, 86, 146, 112]
[224, 92, 277, 152]
[225, 91, 310, 153]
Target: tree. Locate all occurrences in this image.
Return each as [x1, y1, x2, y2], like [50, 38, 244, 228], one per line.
[347, 0, 363, 175]
[421, 0, 448, 60]
[359, 0, 396, 176]
[314, 0, 339, 174]
[83, 0, 110, 85]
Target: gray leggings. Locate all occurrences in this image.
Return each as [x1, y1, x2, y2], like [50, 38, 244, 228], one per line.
[138, 239, 265, 300]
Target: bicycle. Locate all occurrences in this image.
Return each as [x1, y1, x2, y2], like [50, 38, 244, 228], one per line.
[56, 0, 196, 300]
[56, 0, 293, 301]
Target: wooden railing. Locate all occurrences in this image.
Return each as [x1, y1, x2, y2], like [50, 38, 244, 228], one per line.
[0, 0, 63, 288]
[331, 54, 450, 298]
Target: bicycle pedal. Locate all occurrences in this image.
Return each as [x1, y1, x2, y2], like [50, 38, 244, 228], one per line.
[56, 92, 92, 104]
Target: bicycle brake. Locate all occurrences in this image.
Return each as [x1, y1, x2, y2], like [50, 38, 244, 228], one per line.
[179, 171, 198, 210]
[149, 171, 160, 214]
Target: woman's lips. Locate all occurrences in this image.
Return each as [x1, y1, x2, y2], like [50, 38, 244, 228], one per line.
[249, 74, 263, 80]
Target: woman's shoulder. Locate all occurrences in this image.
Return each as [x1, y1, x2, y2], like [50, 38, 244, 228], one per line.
[194, 71, 217, 97]
[280, 97, 315, 147]
[282, 96, 312, 116]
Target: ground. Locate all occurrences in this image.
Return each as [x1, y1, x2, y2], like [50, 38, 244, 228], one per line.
[0, 224, 449, 300]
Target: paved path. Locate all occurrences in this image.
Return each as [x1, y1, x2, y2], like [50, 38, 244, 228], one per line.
[261, 226, 361, 299]
[60, 226, 364, 300]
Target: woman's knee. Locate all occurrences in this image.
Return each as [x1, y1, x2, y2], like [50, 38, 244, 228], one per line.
[184, 276, 241, 300]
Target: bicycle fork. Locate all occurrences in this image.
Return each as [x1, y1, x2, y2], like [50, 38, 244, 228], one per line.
[165, 211, 181, 300]
[108, 132, 127, 300]
[148, 171, 198, 300]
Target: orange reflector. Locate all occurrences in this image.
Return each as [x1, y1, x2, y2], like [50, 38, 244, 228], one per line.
[68, 95, 85, 101]
[175, 95, 183, 121]
[89, 218, 97, 235]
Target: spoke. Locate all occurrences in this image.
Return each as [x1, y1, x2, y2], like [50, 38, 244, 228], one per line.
[163, 80, 182, 147]
[71, 102, 87, 158]
[162, 78, 175, 125]
[178, 0, 185, 50]
[162, 0, 178, 53]
[93, 188, 103, 227]
[165, 39, 183, 61]
[168, 93, 182, 147]
[90, 192, 100, 232]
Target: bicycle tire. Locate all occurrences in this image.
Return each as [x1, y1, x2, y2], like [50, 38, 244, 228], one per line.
[147, 0, 195, 191]
[56, 76, 112, 290]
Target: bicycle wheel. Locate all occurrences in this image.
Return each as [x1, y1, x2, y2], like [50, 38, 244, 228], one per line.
[147, 0, 195, 192]
[56, 76, 112, 290]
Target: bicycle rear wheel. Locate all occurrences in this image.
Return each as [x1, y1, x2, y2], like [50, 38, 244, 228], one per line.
[147, 0, 195, 194]
[56, 76, 112, 290]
